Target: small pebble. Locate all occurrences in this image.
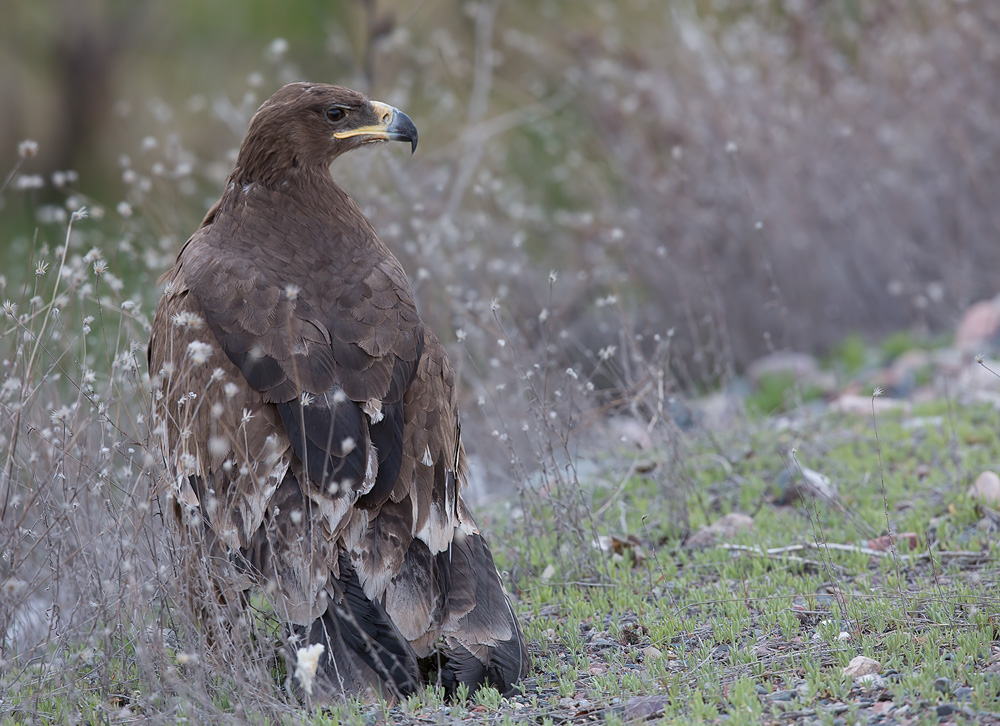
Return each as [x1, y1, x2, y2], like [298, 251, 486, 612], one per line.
[768, 689, 797, 702]
[856, 674, 885, 689]
[936, 703, 956, 717]
[934, 677, 951, 694]
[843, 655, 881, 677]
[969, 471, 1000, 506]
[954, 686, 974, 700]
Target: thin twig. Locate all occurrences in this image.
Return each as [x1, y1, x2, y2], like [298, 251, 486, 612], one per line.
[593, 457, 639, 519]
[721, 542, 987, 563]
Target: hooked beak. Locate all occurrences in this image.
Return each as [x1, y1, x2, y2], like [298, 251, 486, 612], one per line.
[333, 101, 418, 154]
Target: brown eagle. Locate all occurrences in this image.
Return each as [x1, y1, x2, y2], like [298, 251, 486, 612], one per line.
[148, 83, 528, 702]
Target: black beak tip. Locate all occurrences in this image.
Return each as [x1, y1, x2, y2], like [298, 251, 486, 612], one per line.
[387, 109, 418, 155]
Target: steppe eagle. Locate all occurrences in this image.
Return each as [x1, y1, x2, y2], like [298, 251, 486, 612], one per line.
[148, 82, 528, 702]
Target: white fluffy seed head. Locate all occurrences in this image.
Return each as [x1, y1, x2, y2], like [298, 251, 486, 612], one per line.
[187, 340, 212, 365]
[208, 436, 228, 458]
[294, 643, 325, 696]
[18, 140, 39, 159]
[172, 311, 205, 329]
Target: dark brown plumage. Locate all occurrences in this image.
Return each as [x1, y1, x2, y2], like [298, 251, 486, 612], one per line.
[147, 82, 528, 703]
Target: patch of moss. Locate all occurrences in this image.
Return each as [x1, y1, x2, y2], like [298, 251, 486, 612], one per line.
[746, 372, 825, 416]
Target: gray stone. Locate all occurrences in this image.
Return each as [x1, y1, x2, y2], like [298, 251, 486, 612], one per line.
[768, 689, 797, 702]
[936, 703, 956, 717]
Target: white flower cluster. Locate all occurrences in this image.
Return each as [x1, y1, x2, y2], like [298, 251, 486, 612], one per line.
[294, 643, 324, 696]
[187, 340, 213, 365]
[172, 311, 205, 329]
[18, 139, 39, 159]
[15, 175, 44, 190]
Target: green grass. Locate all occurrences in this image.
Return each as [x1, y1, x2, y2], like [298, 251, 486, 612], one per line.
[745, 372, 827, 417]
[828, 333, 870, 377]
[465, 399, 999, 724]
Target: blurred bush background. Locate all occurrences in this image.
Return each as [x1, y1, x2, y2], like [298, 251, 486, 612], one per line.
[2, 0, 998, 409]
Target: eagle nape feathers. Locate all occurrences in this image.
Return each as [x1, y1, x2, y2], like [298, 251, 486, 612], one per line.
[147, 82, 528, 704]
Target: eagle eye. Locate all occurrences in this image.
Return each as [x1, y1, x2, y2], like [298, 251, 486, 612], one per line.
[326, 107, 347, 124]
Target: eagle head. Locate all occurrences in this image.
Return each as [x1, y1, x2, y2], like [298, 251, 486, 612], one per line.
[235, 83, 418, 182]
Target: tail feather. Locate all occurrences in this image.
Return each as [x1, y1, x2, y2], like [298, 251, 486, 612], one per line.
[434, 531, 529, 695]
[324, 553, 421, 696]
[438, 634, 527, 696]
[291, 552, 421, 702]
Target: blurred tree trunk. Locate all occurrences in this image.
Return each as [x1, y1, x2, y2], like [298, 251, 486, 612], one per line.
[40, 0, 149, 180]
